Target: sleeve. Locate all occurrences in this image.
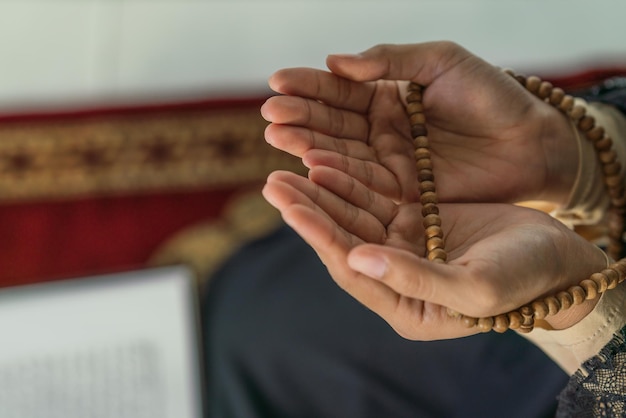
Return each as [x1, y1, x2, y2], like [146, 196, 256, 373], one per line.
[524, 79, 626, 417]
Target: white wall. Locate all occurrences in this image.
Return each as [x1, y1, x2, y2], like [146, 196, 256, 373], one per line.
[1, 0, 625, 112]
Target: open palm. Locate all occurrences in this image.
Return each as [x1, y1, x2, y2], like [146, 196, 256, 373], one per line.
[261, 42, 577, 206]
[263, 167, 605, 340]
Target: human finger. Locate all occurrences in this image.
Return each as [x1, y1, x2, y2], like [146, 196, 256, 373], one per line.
[268, 67, 374, 114]
[264, 124, 376, 161]
[326, 41, 476, 86]
[304, 149, 419, 202]
[308, 166, 398, 227]
[265, 171, 386, 244]
[261, 95, 369, 141]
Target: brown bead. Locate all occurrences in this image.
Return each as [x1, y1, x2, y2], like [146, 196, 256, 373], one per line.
[531, 300, 549, 319]
[407, 100, 424, 112]
[586, 126, 605, 142]
[416, 158, 433, 171]
[413, 136, 429, 149]
[506, 312, 521, 330]
[420, 191, 438, 205]
[580, 279, 599, 300]
[558, 95, 575, 112]
[493, 314, 510, 333]
[537, 81, 553, 99]
[427, 248, 447, 262]
[590, 272, 609, 293]
[557, 291, 573, 310]
[462, 315, 478, 328]
[425, 225, 443, 239]
[612, 260, 626, 278]
[568, 105, 586, 121]
[447, 307, 461, 318]
[411, 124, 428, 138]
[604, 175, 622, 188]
[519, 306, 535, 332]
[578, 115, 595, 132]
[419, 180, 436, 194]
[426, 237, 445, 252]
[410, 113, 426, 125]
[477, 316, 494, 333]
[414, 147, 431, 161]
[406, 92, 422, 103]
[423, 213, 442, 227]
[569, 286, 586, 305]
[593, 136, 614, 152]
[514, 75, 527, 85]
[544, 296, 561, 315]
[421, 203, 439, 216]
[609, 185, 625, 199]
[408, 82, 422, 93]
[525, 76, 541, 93]
[603, 162, 621, 176]
[549, 88, 565, 105]
[600, 150, 617, 164]
[604, 268, 620, 289]
[418, 169, 434, 182]
[568, 104, 586, 120]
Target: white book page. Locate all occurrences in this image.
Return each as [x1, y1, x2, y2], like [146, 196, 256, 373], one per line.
[0, 267, 203, 418]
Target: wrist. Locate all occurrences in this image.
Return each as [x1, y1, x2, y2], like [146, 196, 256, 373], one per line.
[536, 103, 581, 206]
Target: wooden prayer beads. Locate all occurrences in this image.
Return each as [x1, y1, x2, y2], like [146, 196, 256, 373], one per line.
[405, 72, 626, 333]
[408, 82, 447, 264]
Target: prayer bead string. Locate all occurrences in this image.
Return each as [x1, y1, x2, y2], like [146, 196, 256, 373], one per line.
[406, 73, 626, 333]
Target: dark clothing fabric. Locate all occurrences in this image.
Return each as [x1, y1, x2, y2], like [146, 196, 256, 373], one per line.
[203, 224, 567, 418]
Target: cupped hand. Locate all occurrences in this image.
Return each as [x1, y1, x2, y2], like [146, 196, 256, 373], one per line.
[261, 41, 578, 206]
[262, 166, 606, 340]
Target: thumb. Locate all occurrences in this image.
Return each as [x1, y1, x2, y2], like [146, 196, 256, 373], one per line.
[326, 41, 473, 85]
[347, 243, 457, 307]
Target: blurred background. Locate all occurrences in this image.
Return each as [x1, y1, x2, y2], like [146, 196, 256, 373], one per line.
[2, 0, 626, 112]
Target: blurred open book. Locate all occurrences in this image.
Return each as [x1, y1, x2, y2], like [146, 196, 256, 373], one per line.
[0, 267, 204, 418]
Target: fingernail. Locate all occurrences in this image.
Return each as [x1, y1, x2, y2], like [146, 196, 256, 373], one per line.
[349, 253, 387, 279]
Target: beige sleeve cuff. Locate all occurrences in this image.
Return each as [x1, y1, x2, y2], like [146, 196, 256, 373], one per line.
[522, 280, 626, 375]
[551, 101, 626, 228]
[524, 102, 626, 375]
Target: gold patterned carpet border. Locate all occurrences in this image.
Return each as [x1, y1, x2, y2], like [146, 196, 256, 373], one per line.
[0, 104, 304, 202]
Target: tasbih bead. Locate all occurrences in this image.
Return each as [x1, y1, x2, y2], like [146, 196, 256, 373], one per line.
[425, 225, 443, 239]
[421, 203, 439, 217]
[414, 136, 429, 148]
[406, 70, 626, 333]
[477, 317, 494, 333]
[549, 88, 565, 106]
[590, 272, 609, 293]
[557, 291, 573, 311]
[580, 279, 599, 299]
[569, 105, 586, 121]
[518, 306, 535, 334]
[537, 81, 553, 100]
[492, 314, 510, 333]
[559, 95, 575, 113]
[531, 300, 549, 319]
[420, 181, 436, 193]
[569, 286, 586, 305]
[578, 115, 596, 132]
[507, 311, 522, 330]
[418, 169, 434, 182]
[587, 126, 605, 141]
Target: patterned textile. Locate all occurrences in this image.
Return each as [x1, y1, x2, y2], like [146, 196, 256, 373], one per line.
[557, 326, 626, 417]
